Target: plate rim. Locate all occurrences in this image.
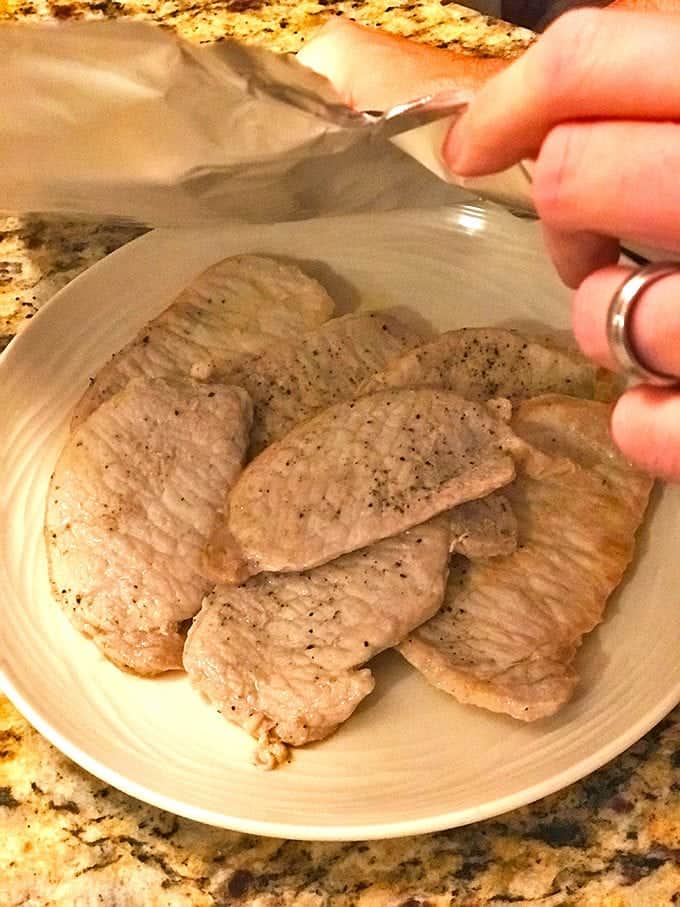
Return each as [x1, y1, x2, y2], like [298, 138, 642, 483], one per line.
[2, 661, 679, 840]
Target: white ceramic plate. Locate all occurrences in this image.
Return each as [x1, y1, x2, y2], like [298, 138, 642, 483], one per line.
[2, 205, 679, 841]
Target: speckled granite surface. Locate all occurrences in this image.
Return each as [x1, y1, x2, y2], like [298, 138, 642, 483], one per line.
[1, 2, 679, 905]
[2, 696, 679, 905]
[0, 0, 534, 55]
[0, 217, 143, 349]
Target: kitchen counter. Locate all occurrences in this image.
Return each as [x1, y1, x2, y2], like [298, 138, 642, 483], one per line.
[2, 696, 680, 905]
[1, 2, 679, 905]
[0, 0, 533, 55]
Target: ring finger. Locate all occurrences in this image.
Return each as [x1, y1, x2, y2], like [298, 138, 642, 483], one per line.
[572, 264, 680, 379]
[572, 264, 680, 479]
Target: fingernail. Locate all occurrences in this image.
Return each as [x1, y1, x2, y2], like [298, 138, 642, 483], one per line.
[443, 112, 469, 175]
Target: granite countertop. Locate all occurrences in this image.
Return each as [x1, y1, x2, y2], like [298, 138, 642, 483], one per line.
[1, 697, 679, 905]
[1, 2, 679, 905]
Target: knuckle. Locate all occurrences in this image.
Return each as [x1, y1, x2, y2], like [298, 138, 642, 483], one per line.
[532, 123, 584, 225]
[534, 8, 606, 105]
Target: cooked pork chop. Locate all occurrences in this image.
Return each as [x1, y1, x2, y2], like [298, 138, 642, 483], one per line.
[72, 255, 334, 428]
[399, 396, 652, 721]
[449, 491, 517, 558]
[208, 389, 520, 582]
[224, 311, 424, 455]
[46, 378, 253, 675]
[185, 515, 450, 763]
[361, 327, 614, 403]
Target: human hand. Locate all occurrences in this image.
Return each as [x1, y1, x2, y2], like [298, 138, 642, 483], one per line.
[444, 8, 680, 479]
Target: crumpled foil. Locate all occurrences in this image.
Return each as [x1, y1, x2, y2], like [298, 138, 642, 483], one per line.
[0, 20, 532, 227]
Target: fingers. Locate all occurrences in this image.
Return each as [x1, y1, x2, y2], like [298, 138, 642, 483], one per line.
[437, 5, 680, 480]
[444, 7, 680, 176]
[572, 265, 680, 377]
[531, 120, 680, 250]
[572, 264, 680, 480]
[513, 119, 680, 285]
[612, 387, 680, 481]
[541, 224, 619, 289]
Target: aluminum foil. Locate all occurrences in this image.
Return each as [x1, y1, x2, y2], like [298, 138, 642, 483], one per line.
[0, 20, 532, 227]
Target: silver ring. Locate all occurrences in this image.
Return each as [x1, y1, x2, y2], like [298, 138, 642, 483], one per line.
[606, 261, 680, 387]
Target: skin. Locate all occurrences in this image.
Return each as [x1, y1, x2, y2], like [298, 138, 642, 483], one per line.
[443, 7, 680, 480]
